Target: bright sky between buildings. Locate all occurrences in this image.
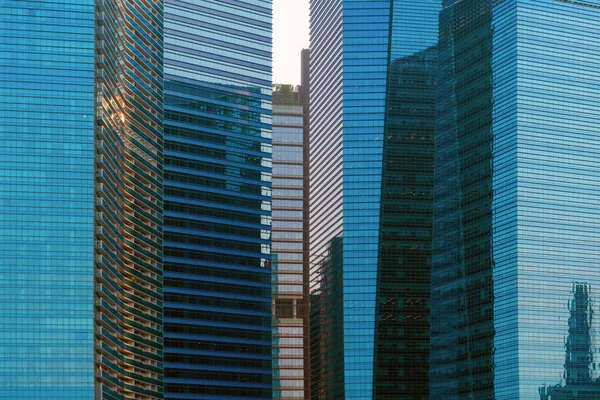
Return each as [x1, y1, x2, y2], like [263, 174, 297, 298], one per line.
[273, 0, 310, 86]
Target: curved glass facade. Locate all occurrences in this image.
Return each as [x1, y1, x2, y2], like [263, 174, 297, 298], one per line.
[0, 1, 164, 398]
[95, 0, 164, 398]
[162, 0, 272, 398]
[432, 1, 600, 398]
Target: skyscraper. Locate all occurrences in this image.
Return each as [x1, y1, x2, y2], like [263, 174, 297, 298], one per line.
[0, 0, 163, 398]
[432, 1, 600, 398]
[271, 60, 310, 399]
[162, 0, 273, 399]
[309, 0, 440, 398]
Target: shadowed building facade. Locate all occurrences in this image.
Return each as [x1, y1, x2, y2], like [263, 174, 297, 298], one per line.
[432, 0, 600, 398]
[309, 0, 440, 398]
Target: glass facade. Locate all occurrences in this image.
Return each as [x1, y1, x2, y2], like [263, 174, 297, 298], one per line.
[375, 5, 438, 397]
[0, 1, 96, 398]
[162, 0, 273, 398]
[271, 98, 308, 400]
[0, 1, 164, 399]
[432, 1, 600, 399]
[309, 0, 440, 398]
[95, 0, 164, 398]
[431, 1, 495, 397]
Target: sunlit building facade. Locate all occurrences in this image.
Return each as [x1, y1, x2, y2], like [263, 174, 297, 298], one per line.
[432, 1, 600, 399]
[0, 0, 164, 398]
[162, 0, 273, 398]
[309, 0, 440, 398]
[271, 67, 310, 399]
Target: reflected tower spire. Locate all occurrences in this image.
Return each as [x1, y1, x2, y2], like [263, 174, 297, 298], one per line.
[565, 283, 594, 385]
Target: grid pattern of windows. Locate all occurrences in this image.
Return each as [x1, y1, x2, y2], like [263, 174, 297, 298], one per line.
[339, 2, 391, 394]
[375, 1, 440, 397]
[309, 1, 440, 398]
[433, 1, 600, 399]
[0, 2, 96, 398]
[432, 1, 495, 397]
[272, 102, 307, 400]
[95, 0, 164, 398]
[163, 0, 272, 398]
[309, 0, 345, 397]
[0, 1, 164, 398]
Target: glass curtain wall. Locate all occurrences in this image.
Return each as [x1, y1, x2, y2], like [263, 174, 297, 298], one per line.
[162, 0, 273, 398]
[309, 0, 440, 398]
[432, 1, 600, 399]
[0, 2, 96, 397]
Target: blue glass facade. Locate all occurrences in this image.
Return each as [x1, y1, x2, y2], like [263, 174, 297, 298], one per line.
[0, 2, 96, 398]
[432, 0, 600, 399]
[309, 0, 440, 398]
[0, 1, 164, 398]
[162, 0, 272, 398]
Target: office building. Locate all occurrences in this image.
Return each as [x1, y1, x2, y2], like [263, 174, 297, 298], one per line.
[271, 52, 310, 400]
[0, 0, 163, 399]
[272, 94, 305, 400]
[309, 1, 440, 398]
[162, 0, 273, 399]
[432, 1, 600, 398]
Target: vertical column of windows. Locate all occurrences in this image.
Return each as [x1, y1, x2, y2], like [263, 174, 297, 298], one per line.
[162, 0, 272, 398]
[95, 0, 163, 398]
[272, 104, 306, 400]
[0, 1, 96, 398]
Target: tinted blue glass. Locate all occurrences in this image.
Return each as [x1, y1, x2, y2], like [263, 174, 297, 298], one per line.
[0, 1, 95, 398]
[374, 2, 440, 398]
[495, 1, 600, 398]
[163, 0, 272, 398]
[341, 2, 391, 397]
[433, 1, 600, 399]
[432, 1, 496, 396]
[310, 0, 440, 398]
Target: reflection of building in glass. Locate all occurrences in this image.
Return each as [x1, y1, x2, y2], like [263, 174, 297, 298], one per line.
[432, 1, 600, 398]
[375, 45, 437, 399]
[539, 284, 600, 400]
[565, 284, 595, 386]
[309, 0, 440, 398]
[272, 51, 310, 400]
[162, 1, 273, 398]
[431, 1, 495, 397]
[310, 237, 345, 399]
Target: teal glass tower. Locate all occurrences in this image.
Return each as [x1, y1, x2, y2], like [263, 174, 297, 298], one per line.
[309, 0, 440, 398]
[162, 0, 272, 399]
[432, 0, 600, 399]
[0, 1, 163, 398]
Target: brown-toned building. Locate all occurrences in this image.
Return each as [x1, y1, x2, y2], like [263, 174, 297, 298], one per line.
[272, 50, 310, 400]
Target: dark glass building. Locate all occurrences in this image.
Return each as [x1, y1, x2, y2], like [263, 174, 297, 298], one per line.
[432, 0, 600, 398]
[162, 0, 273, 399]
[309, 0, 440, 398]
[0, 0, 164, 398]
